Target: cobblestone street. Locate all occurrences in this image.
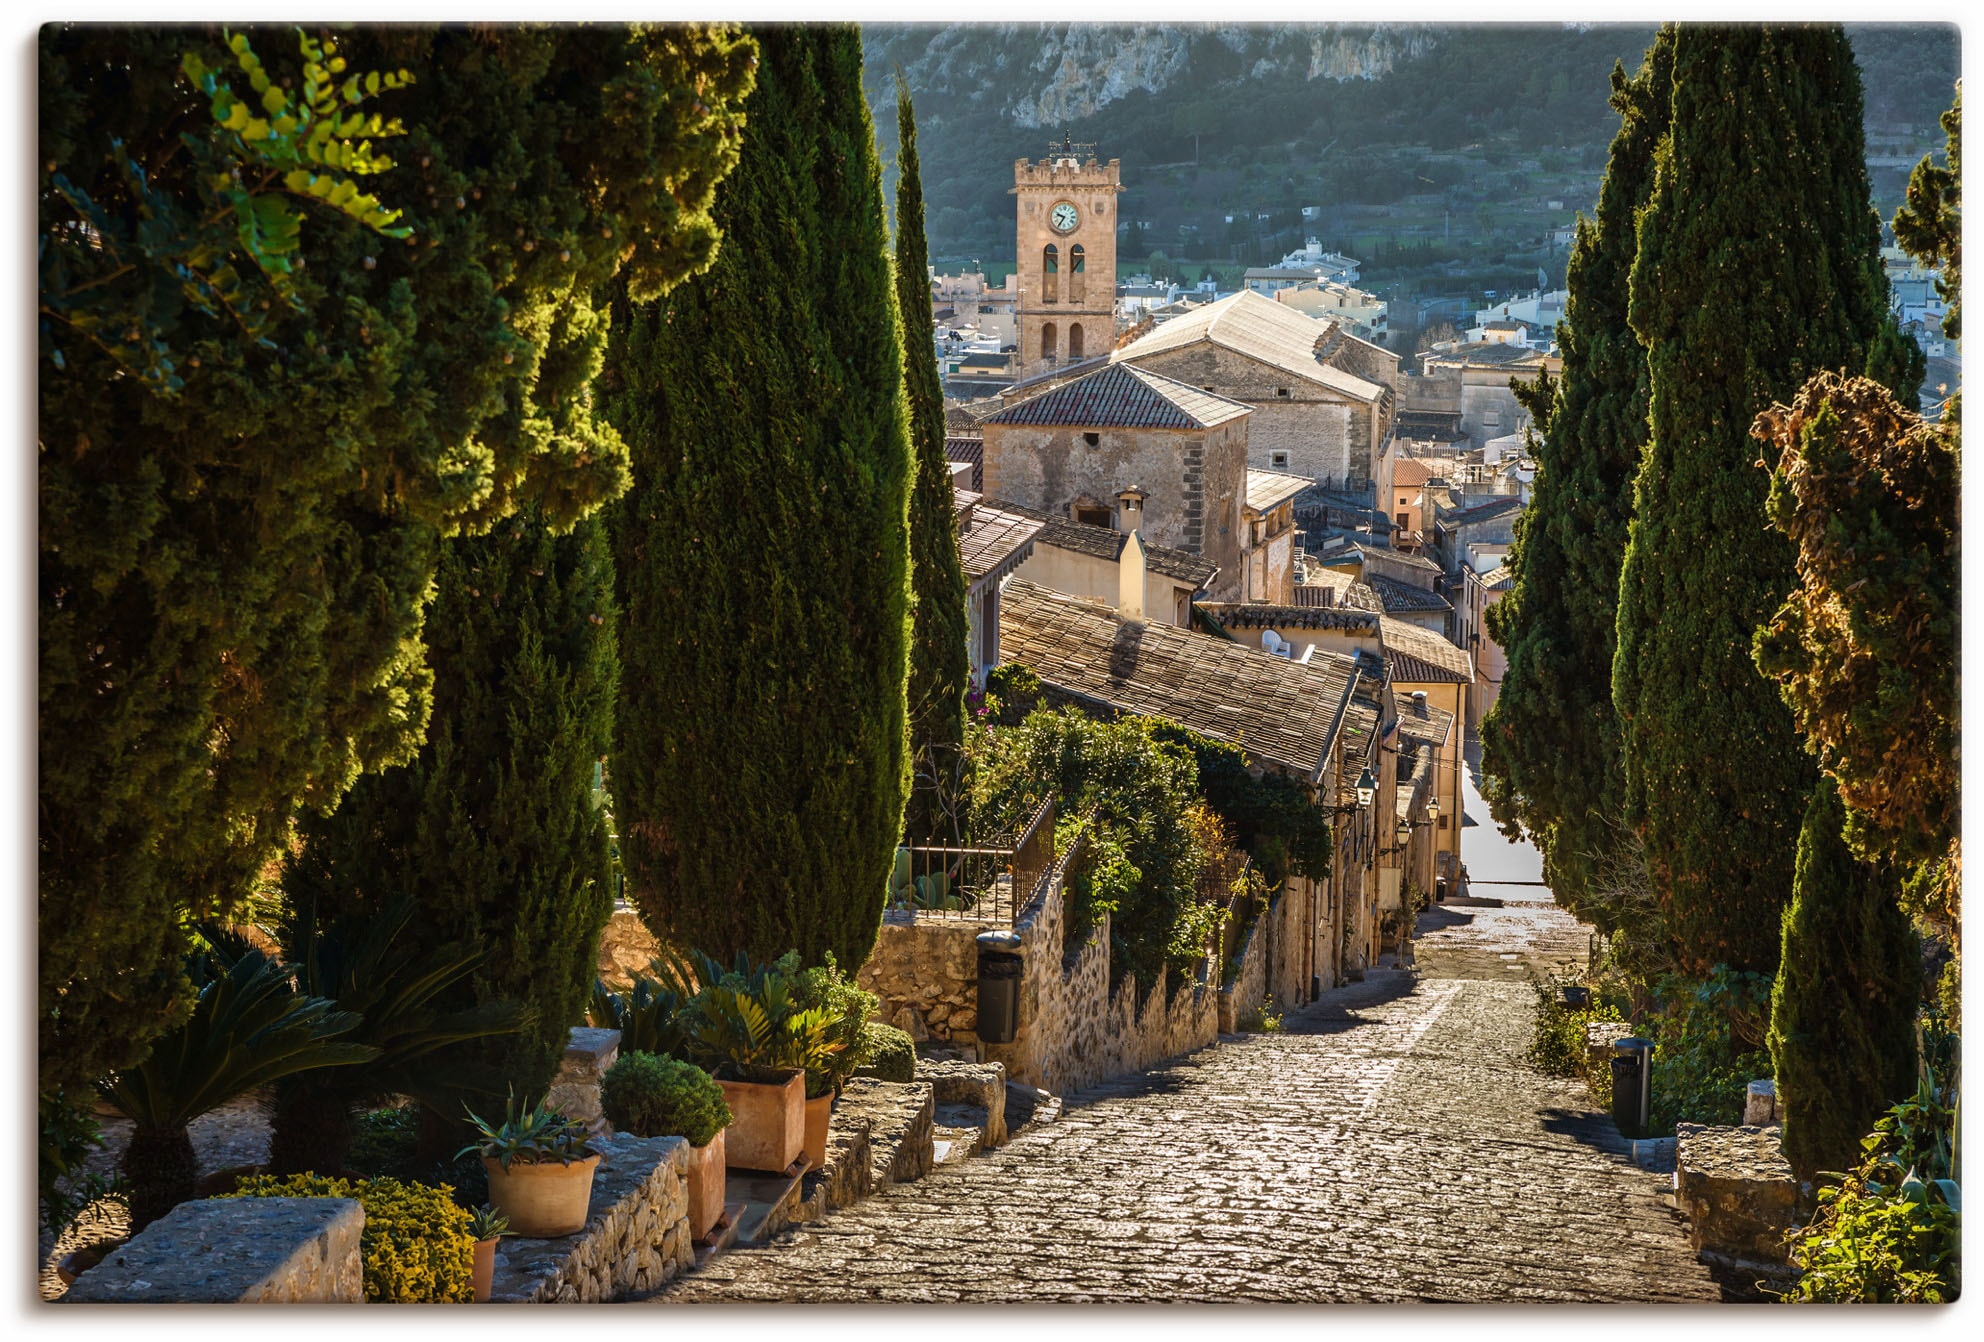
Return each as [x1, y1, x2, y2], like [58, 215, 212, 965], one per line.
[659, 895, 1721, 1303]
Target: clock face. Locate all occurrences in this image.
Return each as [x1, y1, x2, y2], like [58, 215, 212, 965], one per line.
[1050, 202, 1079, 234]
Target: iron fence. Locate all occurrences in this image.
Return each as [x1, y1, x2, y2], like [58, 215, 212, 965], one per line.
[888, 797, 1056, 926]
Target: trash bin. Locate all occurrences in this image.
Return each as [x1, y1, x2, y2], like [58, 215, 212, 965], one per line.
[975, 930, 1023, 1045]
[1611, 1036, 1654, 1138]
[1435, 877, 1448, 904]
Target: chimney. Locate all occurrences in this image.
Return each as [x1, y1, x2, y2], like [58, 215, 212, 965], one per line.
[1119, 529, 1147, 622]
[1116, 486, 1147, 533]
[1412, 690, 1428, 714]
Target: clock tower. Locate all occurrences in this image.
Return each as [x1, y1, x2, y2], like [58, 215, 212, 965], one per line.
[1012, 134, 1122, 372]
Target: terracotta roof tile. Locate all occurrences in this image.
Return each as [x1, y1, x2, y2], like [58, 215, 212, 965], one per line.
[1380, 618, 1472, 684]
[984, 362, 1251, 430]
[958, 504, 1041, 587]
[1368, 573, 1453, 614]
[999, 580, 1363, 780]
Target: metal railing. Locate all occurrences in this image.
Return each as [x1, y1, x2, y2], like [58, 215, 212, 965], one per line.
[889, 797, 1057, 926]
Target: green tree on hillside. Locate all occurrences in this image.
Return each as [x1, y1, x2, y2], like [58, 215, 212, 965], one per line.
[895, 80, 972, 843]
[38, 24, 754, 1104]
[1768, 778, 1919, 1185]
[606, 26, 912, 971]
[1611, 24, 1888, 976]
[1481, 29, 1673, 931]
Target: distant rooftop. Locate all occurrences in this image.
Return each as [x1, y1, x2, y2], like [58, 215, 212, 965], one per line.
[985, 362, 1252, 431]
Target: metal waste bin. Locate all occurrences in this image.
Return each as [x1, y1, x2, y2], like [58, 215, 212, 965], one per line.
[1435, 877, 1448, 904]
[975, 929, 1023, 1045]
[1611, 1036, 1654, 1138]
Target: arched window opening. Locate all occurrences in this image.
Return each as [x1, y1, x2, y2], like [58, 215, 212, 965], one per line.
[1068, 323, 1085, 360]
[1069, 244, 1086, 303]
[1042, 244, 1059, 303]
[1041, 322, 1058, 362]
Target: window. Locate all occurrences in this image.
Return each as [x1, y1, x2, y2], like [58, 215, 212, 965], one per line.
[1269, 451, 1290, 469]
[1074, 504, 1112, 528]
[1275, 387, 1290, 398]
[1082, 431, 1100, 447]
[1042, 244, 1059, 303]
[1041, 322, 1057, 360]
[1067, 323, 1084, 359]
[1397, 512, 1410, 531]
[1069, 245, 1086, 303]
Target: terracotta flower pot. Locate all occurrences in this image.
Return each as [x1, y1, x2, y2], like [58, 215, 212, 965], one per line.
[715, 1070, 804, 1172]
[802, 1090, 833, 1173]
[470, 1236, 498, 1302]
[684, 1128, 726, 1240]
[482, 1153, 600, 1238]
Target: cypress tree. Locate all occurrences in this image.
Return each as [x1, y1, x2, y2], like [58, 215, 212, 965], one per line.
[285, 510, 620, 1101]
[894, 79, 972, 842]
[37, 24, 755, 1100]
[1769, 778, 1919, 1185]
[1611, 24, 1887, 976]
[1481, 30, 1673, 924]
[606, 26, 913, 970]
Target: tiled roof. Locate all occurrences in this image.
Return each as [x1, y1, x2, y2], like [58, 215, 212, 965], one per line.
[1438, 495, 1524, 528]
[1355, 543, 1442, 575]
[999, 579, 1362, 781]
[952, 488, 982, 515]
[958, 503, 1041, 588]
[984, 362, 1252, 430]
[1422, 341, 1550, 371]
[945, 437, 984, 492]
[1390, 457, 1436, 490]
[986, 500, 1221, 589]
[1368, 573, 1453, 615]
[1297, 567, 1384, 613]
[1199, 602, 1380, 635]
[1113, 291, 1385, 403]
[1484, 569, 1515, 592]
[1398, 695, 1456, 749]
[1380, 617, 1473, 684]
[1245, 468, 1312, 514]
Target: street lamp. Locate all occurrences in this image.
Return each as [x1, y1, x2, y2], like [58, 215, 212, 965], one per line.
[1325, 766, 1379, 820]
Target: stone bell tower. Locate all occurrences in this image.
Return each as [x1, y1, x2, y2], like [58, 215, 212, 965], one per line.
[1012, 133, 1122, 372]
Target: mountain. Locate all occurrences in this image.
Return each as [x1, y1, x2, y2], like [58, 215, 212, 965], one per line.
[864, 22, 1960, 270]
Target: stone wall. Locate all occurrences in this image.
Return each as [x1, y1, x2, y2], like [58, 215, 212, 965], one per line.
[1673, 1123, 1800, 1280]
[65, 1197, 363, 1303]
[857, 912, 988, 1047]
[489, 1131, 693, 1302]
[1125, 342, 1376, 484]
[546, 1027, 619, 1131]
[597, 904, 662, 989]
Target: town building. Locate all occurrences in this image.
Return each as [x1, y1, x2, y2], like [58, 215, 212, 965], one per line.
[1012, 136, 1122, 373]
[1112, 289, 1397, 487]
[1412, 341, 1558, 449]
[990, 496, 1219, 628]
[1274, 280, 1390, 345]
[980, 361, 1253, 600]
[955, 489, 1042, 685]
[1242, 469, 1309, 605]
[998, 578, 1395, 986]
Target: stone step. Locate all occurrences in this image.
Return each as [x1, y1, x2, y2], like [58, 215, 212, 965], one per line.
[691, 1202, 746, 1270]
[727, 1157, 809, 1247]
[931, 1124, 984, 1168]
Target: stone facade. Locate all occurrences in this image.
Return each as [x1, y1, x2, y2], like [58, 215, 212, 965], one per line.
[1673, 1123, 1800, 1278]
[1013, 150, 1121, 370]
[982, 417, 1249, 601]
[1124, 340, 1375, 484]
[489, 1131, 693, 1302]
[836, 1079, 936, 1189]
[547, 1026, 620, 1130]
[65, 1197, 364, 1303]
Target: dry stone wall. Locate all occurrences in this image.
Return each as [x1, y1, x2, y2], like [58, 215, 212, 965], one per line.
[489, 1132, 693, 1302]
[857, 912, 987, 1047]
[64, 1197, 363, 1303]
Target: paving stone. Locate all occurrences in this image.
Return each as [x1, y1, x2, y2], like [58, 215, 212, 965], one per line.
[654, 897, 1721, 1303]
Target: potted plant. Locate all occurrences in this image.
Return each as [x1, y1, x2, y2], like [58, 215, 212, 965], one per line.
[457, 1093, 599, 1238]
[794, 957, 876, 1172]
[601, 1051, 733, 1239]
[467, 1205, 508, 1302]
[678, 951, 836, 1173]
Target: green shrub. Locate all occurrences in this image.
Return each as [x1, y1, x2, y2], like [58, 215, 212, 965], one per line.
[1236, 995, 1284, 1033]
[793, 955, 878, 1098]
[601, 1052, 731, 1147]
[1647, 967, 1774, 1133]
[1521, 970, 1626, 1083]
[345, 1107, 420, 1179]
[225, 1173, 474, 1302]
[1780, 1047, 1960, 1302]
[852, 1022, 916, 1082]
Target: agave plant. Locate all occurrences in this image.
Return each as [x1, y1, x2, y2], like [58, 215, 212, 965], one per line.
[264, 896, 528, 1177]
[457, 1091, 594, 1169]
[587, 970, 687, 1059]
[99, 945, 377, 1230]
